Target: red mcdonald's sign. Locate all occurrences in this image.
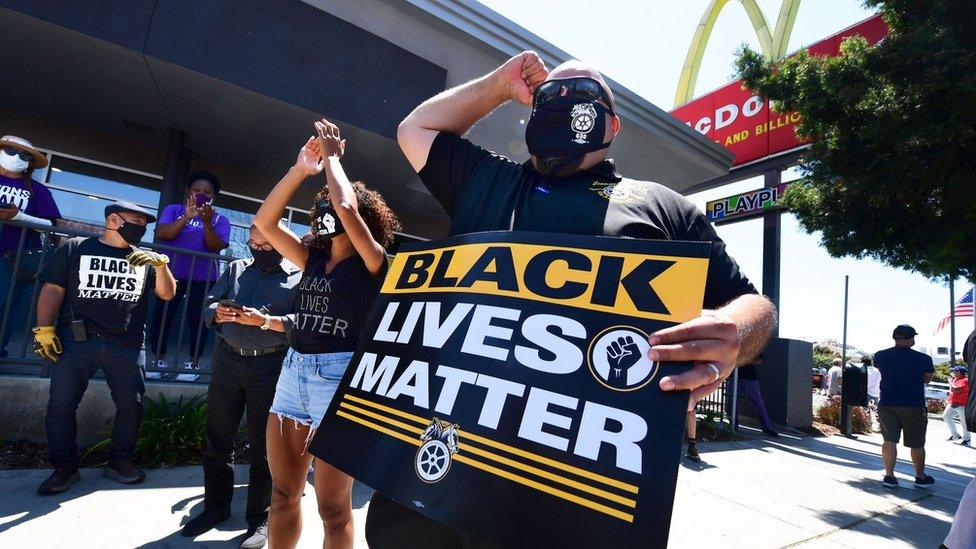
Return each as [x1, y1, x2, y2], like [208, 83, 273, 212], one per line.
[670, 14, 888, 167]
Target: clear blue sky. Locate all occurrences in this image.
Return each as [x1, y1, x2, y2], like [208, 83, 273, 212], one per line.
[478, 0, 970, 357]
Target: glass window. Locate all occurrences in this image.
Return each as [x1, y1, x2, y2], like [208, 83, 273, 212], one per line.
[45, 156, 161, 243]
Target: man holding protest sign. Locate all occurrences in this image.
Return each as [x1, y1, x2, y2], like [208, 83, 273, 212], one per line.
[318, 52, 775, 547]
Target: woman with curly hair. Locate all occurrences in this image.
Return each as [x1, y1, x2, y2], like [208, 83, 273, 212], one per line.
[253, 118, 399, 549]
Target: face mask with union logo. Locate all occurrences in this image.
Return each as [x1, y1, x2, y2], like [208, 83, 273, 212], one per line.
[525, 98, 612, 177]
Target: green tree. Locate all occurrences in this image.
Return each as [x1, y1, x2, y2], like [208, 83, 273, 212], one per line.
[735, 1, 976, 280]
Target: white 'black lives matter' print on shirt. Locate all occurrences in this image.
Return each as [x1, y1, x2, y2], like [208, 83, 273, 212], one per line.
[288, 249, 385, 355]
[77, 255, 148, 302]
[38, 237, 157, 347]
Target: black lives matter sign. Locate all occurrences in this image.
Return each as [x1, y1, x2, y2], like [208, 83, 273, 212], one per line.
[309, 231, 710, 548]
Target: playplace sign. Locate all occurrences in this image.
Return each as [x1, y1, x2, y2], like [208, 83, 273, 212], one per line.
[706, 182, 794, 224]
[310, 231, 711, 548]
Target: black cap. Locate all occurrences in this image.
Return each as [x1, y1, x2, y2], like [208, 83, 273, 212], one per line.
[104, 201, 157, 223]
[892, 324, 918, 339]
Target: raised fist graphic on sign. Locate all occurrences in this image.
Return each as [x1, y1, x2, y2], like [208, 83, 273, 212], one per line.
[606, 335, 641, 388]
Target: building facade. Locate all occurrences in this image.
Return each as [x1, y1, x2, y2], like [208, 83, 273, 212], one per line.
[1, 0, 732, 254]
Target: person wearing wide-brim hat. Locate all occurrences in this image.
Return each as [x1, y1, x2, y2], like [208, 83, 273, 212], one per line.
[0, 135, 62, 357]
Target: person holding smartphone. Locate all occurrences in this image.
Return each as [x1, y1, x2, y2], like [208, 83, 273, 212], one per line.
[179, 224, 301, 548]
[149, 170, 231, 381]
[252, 119, 399, 549]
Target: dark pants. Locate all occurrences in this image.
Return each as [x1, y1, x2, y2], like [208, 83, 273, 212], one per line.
[46, 332, 145, 467]
[738, 379, 774, 431]
[365, 493, 498, 549]
[149, 278, 210, 359]
[202, 340, 285, 527]
[0, 258, 32, 357]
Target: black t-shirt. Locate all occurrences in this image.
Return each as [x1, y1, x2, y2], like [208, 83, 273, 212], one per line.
[289, 248, 385, 354]
[418, 131, 757, 309]
[39, 237, 155, 348]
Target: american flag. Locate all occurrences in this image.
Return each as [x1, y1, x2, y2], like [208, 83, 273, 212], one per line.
[936, 287, 974, 333]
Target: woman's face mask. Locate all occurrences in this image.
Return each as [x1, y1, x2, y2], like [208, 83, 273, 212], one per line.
[0, 149, 30, 173]
[313, 199, 346, 239]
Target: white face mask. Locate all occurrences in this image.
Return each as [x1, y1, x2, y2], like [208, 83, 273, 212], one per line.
[0, 150, 29, 173]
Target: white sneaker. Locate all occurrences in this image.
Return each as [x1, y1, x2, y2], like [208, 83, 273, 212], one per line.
[145, 360, 168, 380]
[241, 521, 268, 549]
[175, 362, 200, 382]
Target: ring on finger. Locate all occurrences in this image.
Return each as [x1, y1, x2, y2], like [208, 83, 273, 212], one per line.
[704, 362, 720, 381]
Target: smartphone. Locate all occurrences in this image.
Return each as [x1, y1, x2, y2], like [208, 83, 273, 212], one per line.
[195, 192, 212, 208]
[218, 299, 241, 309]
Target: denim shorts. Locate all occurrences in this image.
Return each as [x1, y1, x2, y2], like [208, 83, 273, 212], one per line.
[270, 348, 353, 430]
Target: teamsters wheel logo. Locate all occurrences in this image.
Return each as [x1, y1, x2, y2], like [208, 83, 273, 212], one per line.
[415, 418, 460, 483]
[587, 326, 659, 391]
[570, 103, 597, 143]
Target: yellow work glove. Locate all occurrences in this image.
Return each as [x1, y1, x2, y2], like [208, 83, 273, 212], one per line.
[126, 250, 169, 268]
[33, 326, 62, 362]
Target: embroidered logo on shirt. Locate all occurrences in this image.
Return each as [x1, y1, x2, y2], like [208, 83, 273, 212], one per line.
[589, 181, 647, 204]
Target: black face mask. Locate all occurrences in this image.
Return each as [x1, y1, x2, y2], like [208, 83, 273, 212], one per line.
[314, 203, 345, 239]
[525, 98, 612, 176]
[251, 248, 282, 270]
[113, 215, 147, 244]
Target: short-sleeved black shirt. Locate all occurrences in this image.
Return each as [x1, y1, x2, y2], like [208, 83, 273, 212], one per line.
[290, 248, 385, 354]
[418, 131, 757, 309]
[39, 237, 156, 348]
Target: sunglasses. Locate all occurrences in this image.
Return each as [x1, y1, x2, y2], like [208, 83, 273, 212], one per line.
[247, 240, 275, 251]
[533, 77, 616, 115]
[1, 147, 31, 162]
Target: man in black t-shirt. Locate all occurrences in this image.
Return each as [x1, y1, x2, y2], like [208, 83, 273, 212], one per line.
[366, 53, 777, 547]
[34, 201, 176, 496]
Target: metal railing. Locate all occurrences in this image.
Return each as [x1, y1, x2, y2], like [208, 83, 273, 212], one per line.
[0, 219, 238, 381]
[695, 368, 740, 429]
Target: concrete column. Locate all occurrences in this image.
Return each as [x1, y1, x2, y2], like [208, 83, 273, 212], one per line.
[158, 128, 190, 221]
[762, 169, 782, 338]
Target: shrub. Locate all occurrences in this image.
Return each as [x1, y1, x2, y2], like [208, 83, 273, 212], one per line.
[82, 393, 207, 467]
[814, 400, 872, 434]
[933, 362, 955, 383]
[927, 399, 946, 415]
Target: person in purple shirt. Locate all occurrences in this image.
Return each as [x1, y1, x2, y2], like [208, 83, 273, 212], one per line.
[0, 135, 61, 357]
[148, 170, 230, 381]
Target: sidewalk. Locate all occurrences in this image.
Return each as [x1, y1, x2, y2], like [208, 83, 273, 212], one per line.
[0, 417, 972, 548]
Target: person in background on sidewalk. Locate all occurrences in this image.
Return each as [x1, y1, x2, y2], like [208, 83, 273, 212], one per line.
[864, 355, 881, 406]
[685, 404, 700, 462]
[0, 135, 61, 357]
[33, 201, 175, 495]
[732, 354, 779, 437]
[943, 366, 971, 446]
[179, 225, 301, 549]
[826, 357, 843, 399]
[941, 332, 976, 549]
[874, 324, 936, 489]
[149, 170, 231, 381]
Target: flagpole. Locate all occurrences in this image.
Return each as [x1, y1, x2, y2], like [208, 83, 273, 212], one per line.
[950, 277, 956, 365]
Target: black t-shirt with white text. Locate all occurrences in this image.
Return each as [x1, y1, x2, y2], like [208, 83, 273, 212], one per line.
[418, 131, 757, 309]
[39, 237, 155, 348]
[289, 248, 385, 354]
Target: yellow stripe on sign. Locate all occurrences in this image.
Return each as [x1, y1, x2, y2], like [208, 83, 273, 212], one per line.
[451, 454, 634, 523]
[343, 394, 639, 495]
[339, 401, 637, 508]
[336, 408, 634, 523]
[381, 242, 708, 322]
